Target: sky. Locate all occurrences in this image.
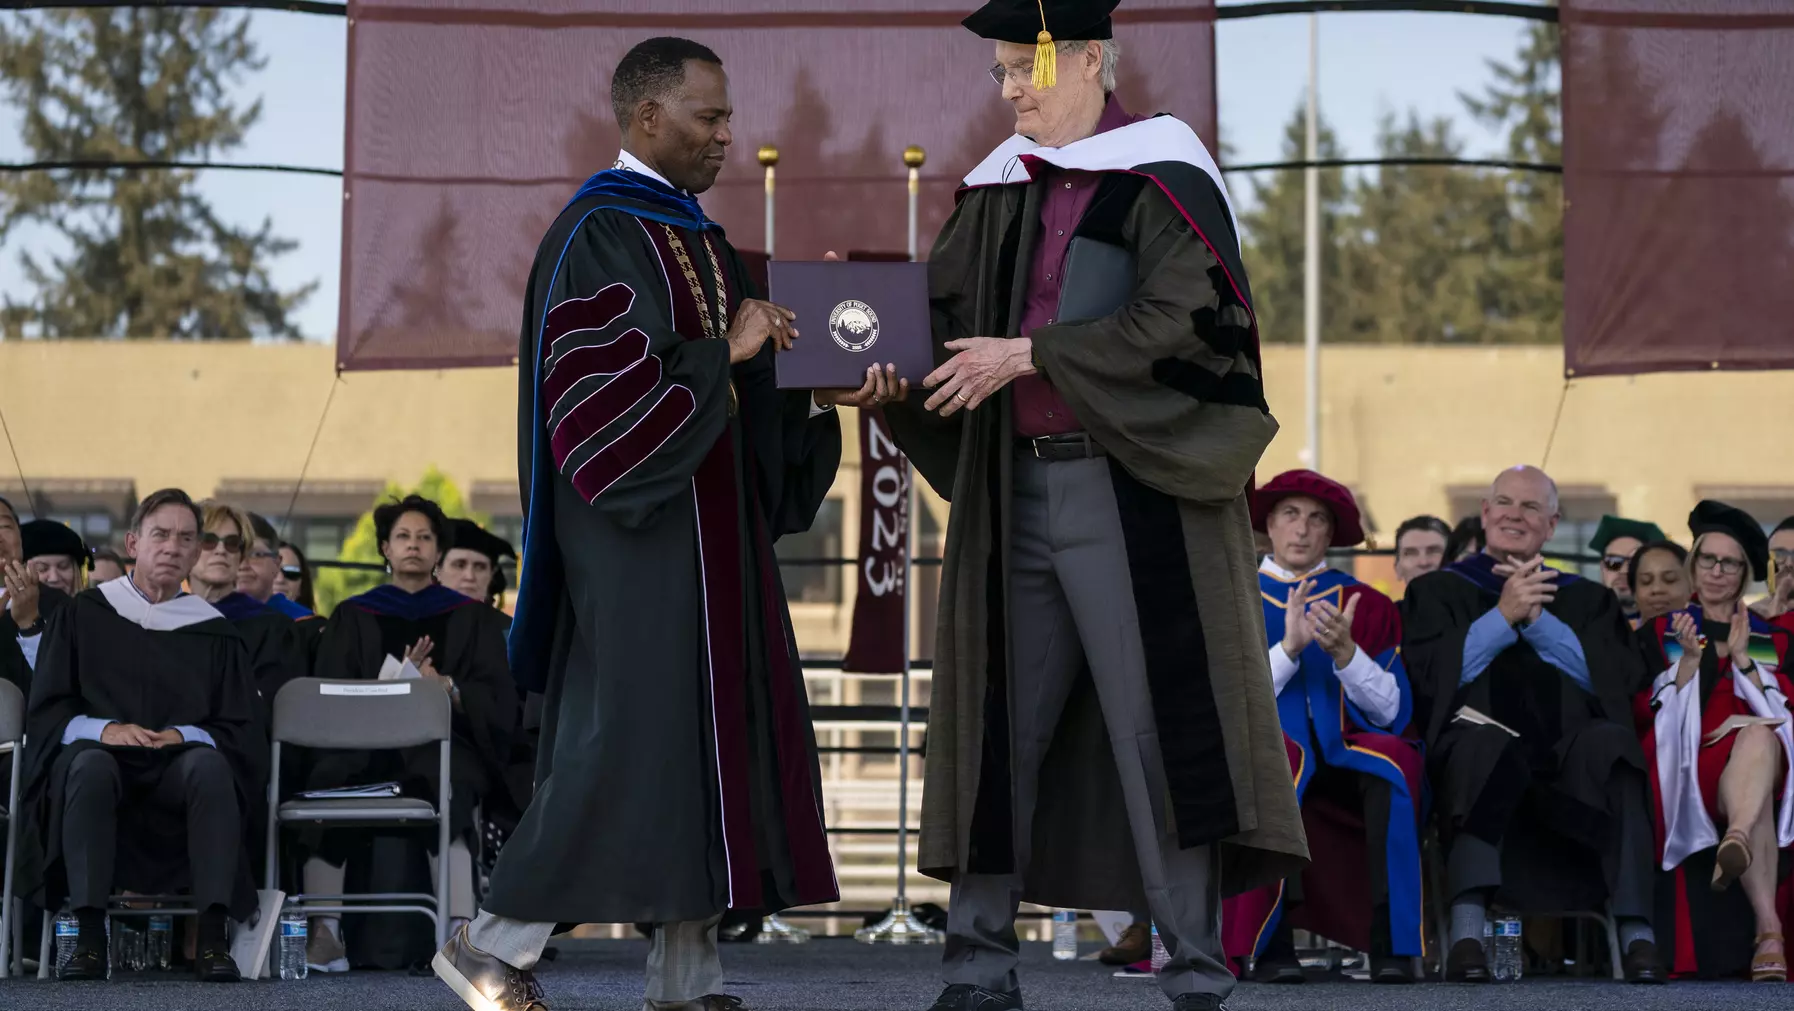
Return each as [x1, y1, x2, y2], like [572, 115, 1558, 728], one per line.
[0, 2, 1550, 343]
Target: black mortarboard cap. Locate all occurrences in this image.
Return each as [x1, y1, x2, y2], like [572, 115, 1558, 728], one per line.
[448, 519, 516, 565]
[963, 0, 1118, 43]
[1688, 500, 1769, 582]
[21, 518, 88, 568]
[1587, 514, 1666, 555]
[964, 0, 1118, 88]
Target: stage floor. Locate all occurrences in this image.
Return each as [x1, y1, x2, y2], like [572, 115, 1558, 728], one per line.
[1, 939, 1787, 1010]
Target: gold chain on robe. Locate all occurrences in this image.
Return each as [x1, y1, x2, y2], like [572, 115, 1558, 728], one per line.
[661, 223, 738, 414]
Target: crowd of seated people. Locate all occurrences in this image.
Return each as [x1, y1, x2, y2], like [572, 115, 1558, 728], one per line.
[0, 489, 522, 980]
[2, 474, 1790, 985]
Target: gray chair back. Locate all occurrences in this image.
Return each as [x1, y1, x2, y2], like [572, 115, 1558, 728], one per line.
[271, 678, 450, 750]
[0, 679, 22, 746]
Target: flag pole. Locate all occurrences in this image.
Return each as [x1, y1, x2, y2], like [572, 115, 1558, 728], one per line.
[759, 145, 779, 257]
[1302, 14, 1322, 471]
[858, 144, 941, 946]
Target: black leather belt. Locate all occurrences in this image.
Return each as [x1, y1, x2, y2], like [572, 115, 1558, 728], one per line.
[1020, 432, 1107, 461]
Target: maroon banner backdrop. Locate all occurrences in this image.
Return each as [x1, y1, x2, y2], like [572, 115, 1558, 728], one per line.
[1562, 0, 1794, 377]
[841, 408, 910, 674]
[336, 0, 1218, 371]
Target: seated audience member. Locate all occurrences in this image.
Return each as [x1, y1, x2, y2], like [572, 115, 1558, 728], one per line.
[1750, 517, 1794, 621]
[441, 519, 516, 611]
[89, 547, 127, 586]
[240, 512, 323, 662]
[1403, 465, 1661, 983]
[273, 541, 316, 614]
[1591, 515, 1668, 624]
[1394, 515, 1451, 586]
[1629, 541, 1691, 628]
[1224, 471, 1424, 984]
[2, 496, 72, 694]
[304, 494, 516, 972]
[190, 502, 309, 707]
[1636, 502, 1792, 982]
[21, 518, 89, 595]
[16, 488, 260, 982]
[1444, 516, 1485, 564]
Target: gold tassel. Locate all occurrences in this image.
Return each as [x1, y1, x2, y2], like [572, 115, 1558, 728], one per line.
[1032, 29, 1056, 90]
[1031, 0, 1055, 90]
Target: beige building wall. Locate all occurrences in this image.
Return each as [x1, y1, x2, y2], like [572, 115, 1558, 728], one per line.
[3, 339, 1790, 643]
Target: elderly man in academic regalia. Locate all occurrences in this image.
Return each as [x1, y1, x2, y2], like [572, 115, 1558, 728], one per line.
[1403, 465, 1662, 982]
[881, 3, 1306, 1010]
[1221, 471, 1424, 985]
[15, 488, 262, 982]
[431, 36, 895, 1011]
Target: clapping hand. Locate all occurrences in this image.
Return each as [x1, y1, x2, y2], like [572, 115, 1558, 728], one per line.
[1311, 594, 1362, 669]
[1671, 611, 1702, 688]
[1496, 556, 1556, 625]
[1724, 605, 1758, 685]
[1280, 578, 1316, 661]
[3, 560, 41, 628]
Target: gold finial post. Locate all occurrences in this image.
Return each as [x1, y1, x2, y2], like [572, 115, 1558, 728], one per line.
[758, 145, 779, 256]
[903, 146, 926, 261]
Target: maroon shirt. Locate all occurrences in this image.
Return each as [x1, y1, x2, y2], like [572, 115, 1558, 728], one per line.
[1012, 97, 1145, 439]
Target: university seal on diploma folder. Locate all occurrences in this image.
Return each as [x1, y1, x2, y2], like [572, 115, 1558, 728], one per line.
[829, 300, 880, 353]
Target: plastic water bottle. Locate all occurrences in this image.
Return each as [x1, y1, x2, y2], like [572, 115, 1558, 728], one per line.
[1051, 909, 1078, 960]
[1482, 916, 1495, 966]
[111, 919, 141, 973]
[278, 908, 309, 980]
[1492, 916, 1523, 981]
[1150, 923, 1169, 972]
[147, 915, 173, 970]
[53, 911, 79, 978]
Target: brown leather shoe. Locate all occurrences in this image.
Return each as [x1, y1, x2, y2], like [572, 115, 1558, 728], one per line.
[1445, 938, 1490, 983]
[1098, 923, 1151, 966]
[1624, 939, 1664, 984]
[432, 924, 550, 1010]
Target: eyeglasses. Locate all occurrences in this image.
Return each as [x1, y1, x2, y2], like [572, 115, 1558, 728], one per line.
[200, 533, 244, 554]
[250, 549, 280, 561]
[280, 565, 304, 579]
[1694, 552, 1746, 576]
[1600, 554, 1631, 572]
[988, 62, 1035, 87]
[1773, 548, 1794, 567]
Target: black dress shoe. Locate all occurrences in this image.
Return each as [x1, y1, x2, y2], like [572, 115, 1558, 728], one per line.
[194, 946, 242, 982]
[58, 945, 106, 981]
[433, 924, 550, 1010]
[1170, 994, 1228, 1011]
[1370, 954, 1415, 984]
[928, 983, 1023, 1011]
[1250, 953, 1306, 984]
[1624, 939, 1665, 984]
[1445, 938, 1490, 983]
[644, 995, 749, 1010]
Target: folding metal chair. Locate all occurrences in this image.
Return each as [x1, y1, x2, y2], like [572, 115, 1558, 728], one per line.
[0, 679, 22, 978]
[265, 677, 453, 954]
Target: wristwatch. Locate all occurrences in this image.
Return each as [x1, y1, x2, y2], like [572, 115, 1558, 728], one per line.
[15, 616, 44, 637]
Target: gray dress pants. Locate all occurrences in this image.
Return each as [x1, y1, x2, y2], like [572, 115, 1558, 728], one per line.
[941, 451, 1233, 1003]
[467, 912, 723, 1003]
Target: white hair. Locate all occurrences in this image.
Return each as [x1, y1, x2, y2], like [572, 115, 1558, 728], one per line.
[1059, 38, 1121, 93]
[1488, 465, 1560, 517]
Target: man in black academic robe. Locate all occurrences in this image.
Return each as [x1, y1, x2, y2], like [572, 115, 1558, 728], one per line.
[15, 488, 262, 982]
[1403, 466, 1661, 983]
[432, 38, 893, 1011]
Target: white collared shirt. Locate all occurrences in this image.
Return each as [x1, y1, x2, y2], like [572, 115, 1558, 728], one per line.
[615, 149, 676, 191]
[1261, 557, 1402, 729]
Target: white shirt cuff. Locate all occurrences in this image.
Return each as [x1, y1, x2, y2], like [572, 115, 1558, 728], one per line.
[1335, 646, 1401, 729]
[62, 715, 112, 746]
[173, 725, 217, 749]
[1268, 643, 1301, 696]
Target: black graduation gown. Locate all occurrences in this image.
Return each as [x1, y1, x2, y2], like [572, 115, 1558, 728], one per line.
[308, 584, 517, 838]
[491, 171, 842, 925]
[15, 588, 263, 918]
[213, 592, 308, 719]
[1403, 554, 1649, 908]
[1, 585, 69, 696]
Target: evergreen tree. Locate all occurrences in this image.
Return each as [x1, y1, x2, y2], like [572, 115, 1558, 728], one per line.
[1235, 102, 1354, 344]
[1337, 112, 1513, 344]
[312, 467, 483, 616]
[1460, 20, 1562, 343]
[0, 8, 313, 338]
